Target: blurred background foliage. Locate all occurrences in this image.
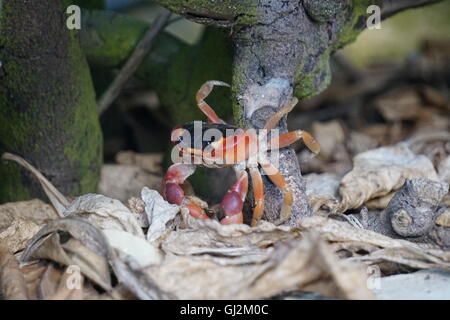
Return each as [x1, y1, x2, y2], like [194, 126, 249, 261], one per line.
[343, 1, 450, 66]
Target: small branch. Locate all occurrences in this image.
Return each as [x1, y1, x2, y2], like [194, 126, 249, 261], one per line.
[386, 179, 448, 238]
[358, 179, 450, 249]
[151, 0, 256, 26]
[382, 0, 444, 20]
[97, 9, 171, 114]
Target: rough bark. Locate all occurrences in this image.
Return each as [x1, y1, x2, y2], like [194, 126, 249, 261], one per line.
[358, 179, 450, 249]
[151, 0, 258, 26]
[0, 1, 103, 203]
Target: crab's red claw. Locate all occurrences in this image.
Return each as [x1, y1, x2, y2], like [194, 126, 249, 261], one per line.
[221, 191, 243, 214]
[220, 190, 244, 225]
[163, 163, 209, 220]
[165, 182, 208, 219]
[221, 214, 243, 225]
[219, 172, 248, 225]
[165, 182, 184, 205]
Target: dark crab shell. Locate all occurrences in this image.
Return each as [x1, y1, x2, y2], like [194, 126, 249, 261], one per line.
[173, 121, 241, 152]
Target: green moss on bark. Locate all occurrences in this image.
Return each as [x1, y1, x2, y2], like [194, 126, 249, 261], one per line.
[64, 27, 103, 195]
[152, 0, 257, 26]
[0, 0, 102, 203]
[334, 0, 383, 49]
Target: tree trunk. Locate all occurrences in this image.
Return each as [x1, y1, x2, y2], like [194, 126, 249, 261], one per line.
[0, 0, 103, 203]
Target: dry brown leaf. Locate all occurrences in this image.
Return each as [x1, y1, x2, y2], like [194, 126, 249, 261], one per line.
[141, 212, 374, 300]
[105, 285, 137, 300]
[99, 164, 162, 203]
[38, 264, 63, 299]
[301, 216, 403, 248]
[436, 208, 450, 228]
[348, 131, 379, 156]
[1, 219, 43, 254]
[64, 194, 144, 238]
[0, 199, 58, 229]
[127, 197, 145, 214]
[21, 218, 113, 291]
[420, 85, 449, 109]
[142, 188, 181, 244]
[0, 199, 58, 253]
[84, 284, 136, 300]
[311, 120, 346, 161]
[145, 231, 374, 300]
[338, 144, 439, 212]
[365, 193, 395, 210]
[20, 217, 167, 300]
[300, 216, 450, 272]
[103, 229, 162, 268]
[376, 88, 423, 122]
[361, 124, 391, 146]
[0, 244, 28, 300]
[20, 262, 48, 300]
[161, 211, 297, 264]
[48, 266, 84, 300]
[305, 173, 341, 214]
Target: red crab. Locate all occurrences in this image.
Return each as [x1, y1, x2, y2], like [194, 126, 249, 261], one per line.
[163, 81, 320, 226]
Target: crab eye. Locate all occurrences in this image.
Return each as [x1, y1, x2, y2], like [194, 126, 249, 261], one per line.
[177, 136, 183, 143]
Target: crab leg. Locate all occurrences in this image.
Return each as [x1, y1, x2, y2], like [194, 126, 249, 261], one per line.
[261, 97, 320, 154]
[249, 167, 265, 227]
[263, 98, 298, 130]
[163, 163, 208, 219]
[220, 170, 248, 225]
[260, 162, 293, 225]
[268, 130, 320, 155]
[196, 80, 229, 124]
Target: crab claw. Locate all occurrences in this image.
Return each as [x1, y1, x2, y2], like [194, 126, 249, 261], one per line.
[165, 182, 184, 205]
[220, 171, 248, 225]
[220, 191, 244, 224]
[163, 163, 209, 219]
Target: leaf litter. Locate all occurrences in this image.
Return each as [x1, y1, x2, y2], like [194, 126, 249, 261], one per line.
[0, 81, 450, 299]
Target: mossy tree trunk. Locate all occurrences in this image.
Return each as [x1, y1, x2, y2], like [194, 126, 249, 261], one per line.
[0, 0, 103, 203]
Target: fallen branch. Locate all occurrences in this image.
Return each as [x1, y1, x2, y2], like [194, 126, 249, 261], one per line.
[359, 179, 450, 249]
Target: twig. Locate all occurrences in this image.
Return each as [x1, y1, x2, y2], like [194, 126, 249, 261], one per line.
[97, 9, 172, 114]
